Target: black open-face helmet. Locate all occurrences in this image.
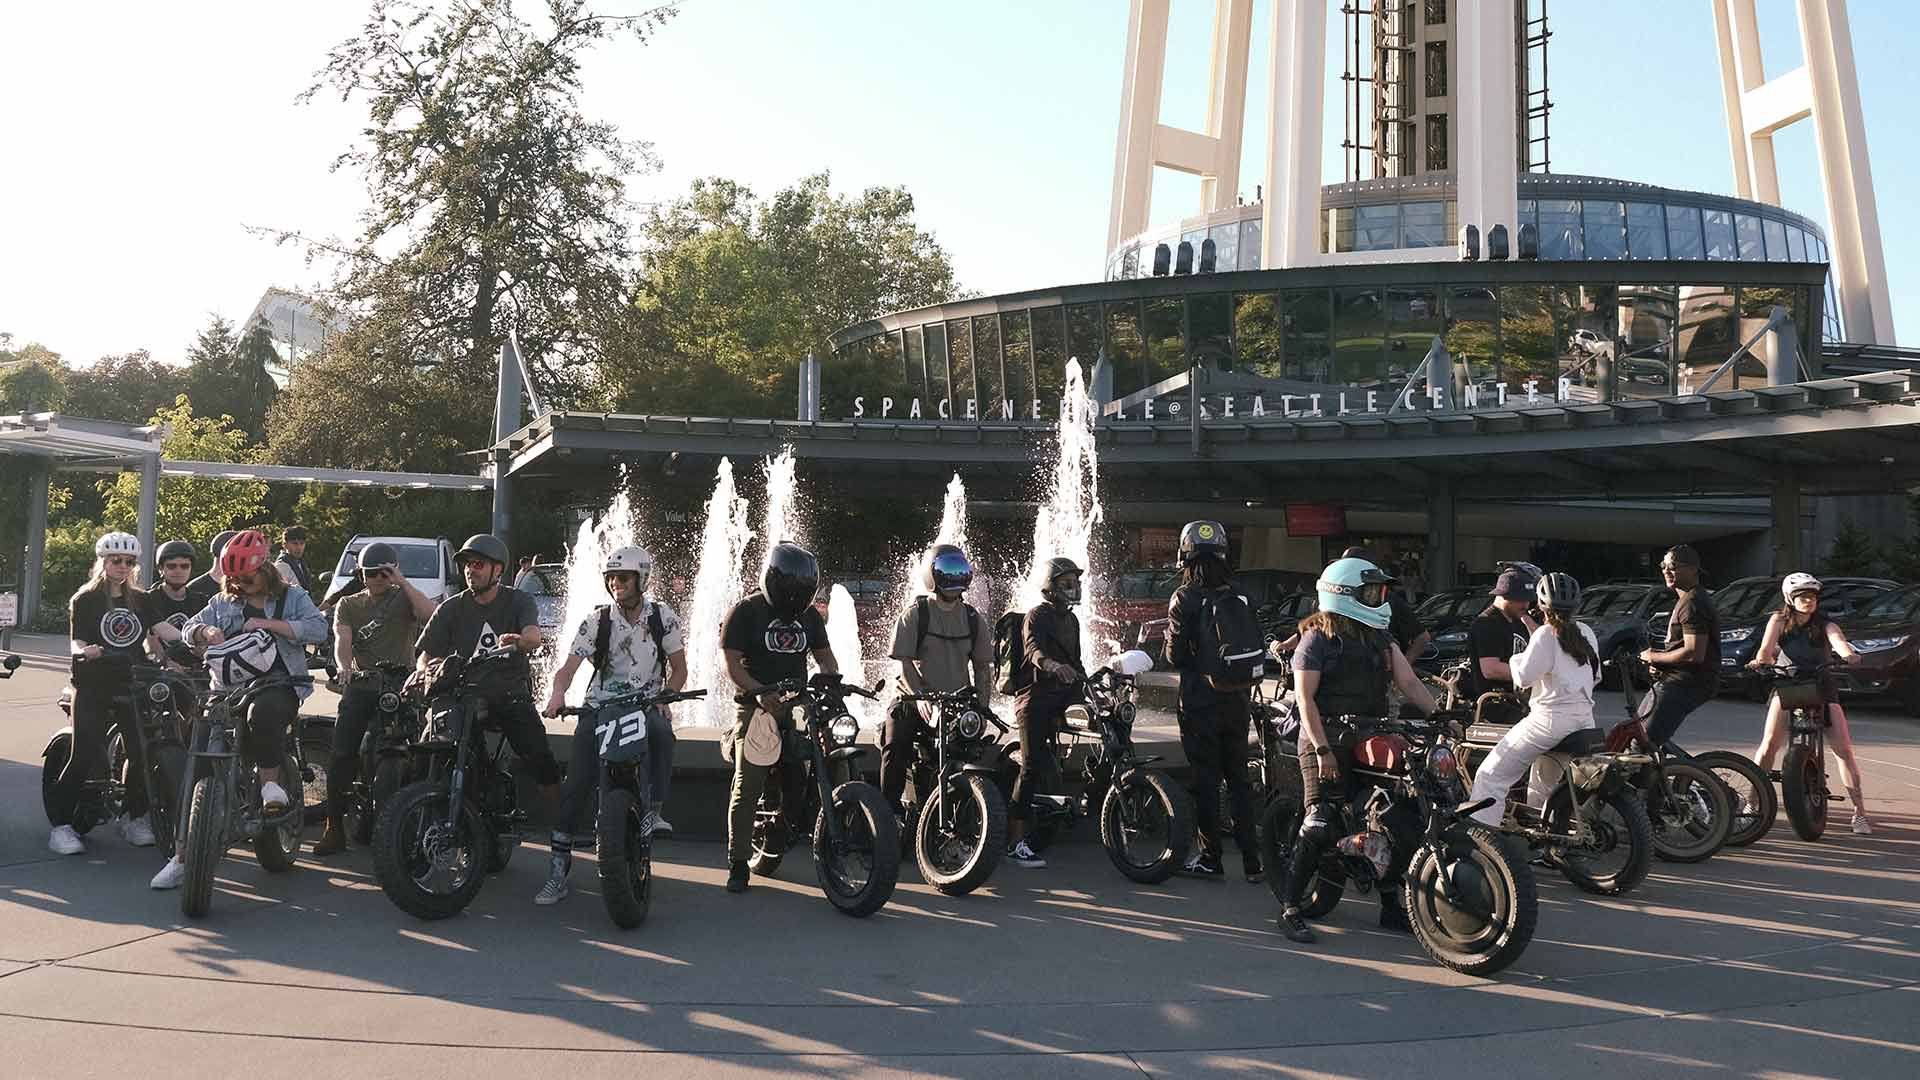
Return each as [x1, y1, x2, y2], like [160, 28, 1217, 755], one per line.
[1178, 520, 1229, 565]
[926, 544, 974, 598]
[456, 534, 510, 569]
[763, 542, 820, 620]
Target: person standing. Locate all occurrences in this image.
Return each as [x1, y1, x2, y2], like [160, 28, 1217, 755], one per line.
[274, 526, 315, 594]
[1005, 557, 1086, 870]
[1467, 566, 1541, 719]
[185, 529, 237, 606]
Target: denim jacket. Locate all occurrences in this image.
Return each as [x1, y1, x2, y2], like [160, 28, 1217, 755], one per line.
[185, 585, 329, 701]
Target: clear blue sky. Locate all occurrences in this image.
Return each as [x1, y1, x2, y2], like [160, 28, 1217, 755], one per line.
[2, 0, 1912, 366]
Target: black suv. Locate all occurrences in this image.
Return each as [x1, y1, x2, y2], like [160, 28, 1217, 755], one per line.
[1573, 582, 1673, 689]
[1709, 575, 1897, 697]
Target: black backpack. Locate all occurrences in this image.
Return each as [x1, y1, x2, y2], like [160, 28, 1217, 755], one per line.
[591, 603, 669, 683]
[993, 610, 1031, 695]
[1199, 589, 1267, 691]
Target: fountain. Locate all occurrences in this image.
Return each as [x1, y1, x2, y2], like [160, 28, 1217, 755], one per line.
[826, 583, 881, 729]
[541, 487, 647, 709]
[684, 458, 754, 729]
[760, 445, 805, 560]
[1019, 358, 1107, 672]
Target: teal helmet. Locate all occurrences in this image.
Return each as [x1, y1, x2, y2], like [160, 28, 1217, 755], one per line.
[1316, 557, 1394, 630]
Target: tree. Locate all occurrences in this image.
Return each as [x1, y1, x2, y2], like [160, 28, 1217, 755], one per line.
[99, 399, 270, 547]
[265, 338, 484, 473]
[0, 347, 68, 413]
[606, 173, 964, 418]
[268, 0, 674, 443]
[185, 315, 281, 441]
[1821, 517, 1884, 577]
[62, 351, 191, 425]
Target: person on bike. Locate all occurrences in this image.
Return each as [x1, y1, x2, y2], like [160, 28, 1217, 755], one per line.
[411, 533, 565, 820]
[49, 532, 163, 857]
[1467, 572, 1601, 828]
[1636, 545, 1720, 748]
[881, 544, 993, 822]
[1165, 521, 1264, 883]
[720, 542, 838, 894]
[1746, 573, 1875, 834]
[539, 545, 688, 905]
[150, 530, 329, 890]
[147, 539, 203, 635]
[185, 529, 237, 604]
[1005, 556, 1086, 870]
[1466, 566, 1540, 721]
[274, 525, 315, 594]
[311, 541, 439, 857]
[1276, 556, 1438, 944]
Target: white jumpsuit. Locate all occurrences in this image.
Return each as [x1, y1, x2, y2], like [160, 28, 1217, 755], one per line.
[1468, 622, 1601, 827]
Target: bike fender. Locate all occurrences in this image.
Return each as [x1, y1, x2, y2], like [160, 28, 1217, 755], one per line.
[955, 763, 999, 777]
[42, 727, 76, 759]
[827, 745, 867, 763]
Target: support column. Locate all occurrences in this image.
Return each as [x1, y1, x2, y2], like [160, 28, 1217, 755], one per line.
[21, 463, 50, 630]
[1454, 0, 1520, 248]
[1263, 0, 1328, 269]
[1767, 309, 1802, 385]
[1426, 477, 1457, 593]
[492, 340, 523, 548]
[1108, 0, 1171, 251]
[1771, 465, 1803, 574]
[1801, 0, 1895, 343]
[136, 453, 159, 586]
[1199, 0, 1254, 213]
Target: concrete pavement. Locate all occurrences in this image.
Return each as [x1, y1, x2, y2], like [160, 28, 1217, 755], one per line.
[3, 640, 1918, 1077]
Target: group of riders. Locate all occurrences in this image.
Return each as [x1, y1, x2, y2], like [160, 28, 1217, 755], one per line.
[46, 516, 1878, 947]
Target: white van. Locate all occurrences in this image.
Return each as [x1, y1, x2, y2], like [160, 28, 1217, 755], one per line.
[320, 535, 462, 608]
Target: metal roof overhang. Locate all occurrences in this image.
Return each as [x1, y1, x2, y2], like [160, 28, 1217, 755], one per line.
[0, 412, 166, 464]
[496, 371, 1920, 504]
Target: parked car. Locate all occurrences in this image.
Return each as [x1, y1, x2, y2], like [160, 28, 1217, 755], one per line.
[1109, 568, 1181, 649]
[1135, 568, 1316, 662]
[319, 535, 462, 609]
[1417, 587, 1493, 665]
[1714, 575, 1898, 697]
[1833, 584, 1920, 714]
[1574, 581, 1672, 689]
[517, 562, 568, 654]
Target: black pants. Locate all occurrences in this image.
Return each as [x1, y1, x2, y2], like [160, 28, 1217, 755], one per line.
[486, 697, 563, 786]
[325, 685, 380, 823]
[1286, 720, 1411, 913]
[1009, 690, 1067, 822]
[880, 699, 924, 813]
[1179, 692, 1257, 861]
[1644, 678, 1715, 748]
[48, 687, 145, 826]
[240, 684, 298, 768]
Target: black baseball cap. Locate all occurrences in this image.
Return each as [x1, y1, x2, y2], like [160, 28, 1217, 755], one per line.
[1340, 545, 1376, 562]
[1492, 568, 1535, 600]
[1661, 545, 1701, 569]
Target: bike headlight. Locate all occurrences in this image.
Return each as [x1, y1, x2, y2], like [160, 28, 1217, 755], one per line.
[1854, 636, 1909, 652]
[1720, 627, 1754, 643]
[953, 709, 986, 741]
[1435, 631, 1467, 645]
[146, 682, 171, 704]
[378, 691, 401, 712]
[1114, 702, 1136, 729]
[829, 715, 859, 745]
[1427, 744, 1458, 779]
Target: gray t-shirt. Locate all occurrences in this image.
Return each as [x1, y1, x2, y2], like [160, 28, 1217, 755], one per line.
[416, 586, 540, 688]
[889, 597, 993, 699]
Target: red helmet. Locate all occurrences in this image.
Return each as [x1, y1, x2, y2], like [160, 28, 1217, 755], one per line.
[220, 529, 271, 578]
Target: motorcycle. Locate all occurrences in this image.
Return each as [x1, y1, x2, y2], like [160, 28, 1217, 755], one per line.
[42, 654, 197, 859]
[178, 671, 314, 917]
[372, 646, 531, 920]
[1263, 712, 1539, 976]
[993, 650, 1195, 884]
[894, 685, 1010, 896]
[554, 686, 706, 928]
[1752, 662, 1840, 840]
[330, 663, 430, 846]
[1611, 658, 1735, 863]
[744, 672, 900, 918]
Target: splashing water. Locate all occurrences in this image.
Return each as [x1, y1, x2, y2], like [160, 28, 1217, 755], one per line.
[760, 445, 804, 562]
[685, 458, 754, 728]
[934, 473, 969, 550]
[1020, 358, 1107, 672]
[826, 584, 880, 729]
[541, 486, 647, 711]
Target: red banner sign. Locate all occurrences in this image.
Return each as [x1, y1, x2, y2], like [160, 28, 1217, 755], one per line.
[1286, 503, 1348, 537]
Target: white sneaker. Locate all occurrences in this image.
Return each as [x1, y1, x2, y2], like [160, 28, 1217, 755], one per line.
[150, 859, 187, 890]
[260, 781, 289, 812]
[650, 810, 674, 838]
[1007, 840, 1046, 869]
[534, 872, 570, 905]
[48, 825, 85, 856]
[1852, 813, 1874, 836]
[121, 815, 156, 847]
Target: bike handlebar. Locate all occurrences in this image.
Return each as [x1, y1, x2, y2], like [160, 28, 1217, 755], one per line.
[554, 687, 708, 717]
[736, 673, 880, 707]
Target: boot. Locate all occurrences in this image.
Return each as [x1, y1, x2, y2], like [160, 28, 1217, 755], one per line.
[726, 860, 751, 893]
[1378, 892, 1413, 934]
[312, 820, 347, 857]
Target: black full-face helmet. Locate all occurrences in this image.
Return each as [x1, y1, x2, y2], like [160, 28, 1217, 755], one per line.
[1039, 556, 1084, 607]
[926, 544, 974, 598]
[763, 542, 820, 620]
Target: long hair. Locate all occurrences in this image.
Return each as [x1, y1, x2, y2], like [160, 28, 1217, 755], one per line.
[1775, 598, 1829, 635]
[1545, 608, 1599, 675]
[1181, 555, 1231, 590]
[1299, 609, 1368, 641]
[223, 561, 287, 601]
[70, 557, 144, 608]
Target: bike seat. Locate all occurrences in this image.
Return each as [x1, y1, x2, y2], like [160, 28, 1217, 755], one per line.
[1464, 721, 1516, 745]
[1549, 728, 1607, 756]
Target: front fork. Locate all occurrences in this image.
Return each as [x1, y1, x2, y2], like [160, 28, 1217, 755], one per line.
[443, 701, 476, 832]
[811, 738, 844, 851]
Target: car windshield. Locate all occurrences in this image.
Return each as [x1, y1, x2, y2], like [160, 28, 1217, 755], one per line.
[520, 565, 565, 596]
[339, 542, 440, 579]
[1860, 586, 1920, 621]
[1577, 588, 1643, 616]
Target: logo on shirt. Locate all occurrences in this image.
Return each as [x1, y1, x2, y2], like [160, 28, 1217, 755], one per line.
[100, 607, 145, 649]
[471, 621, 503, 657]
[165, 611, 190, 631]
[764, 621, 808, 654]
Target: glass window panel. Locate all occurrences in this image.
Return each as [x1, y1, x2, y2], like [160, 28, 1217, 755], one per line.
[1443, 287, 1500, 393]
[1674, 285, 1735, 390]
[1032, 306, 1066, 411]
[1104, 300, 1145, 401]
[904, 325, 927, 400]
[1667, 204, 1704, 260]
[1121, 245, 1139, 280]
[924, 321, 950, 407]
[946, 318, 974, 413]
[1240, 217, 1262, 270]
[1617, 285, 1677, 400]
[1736, 286, 1794, 388]
[1389, 286, 1443, 389]
[1234, 292, 1283, 379]
[1425, 41, 1447, 97]
[1426, 0, 1446, 25]
[1735, 213, 1764, 259]
[1207, 222, 1239, 272]
[1626, 202, 1667, 260]
[1583, 200, 1626, 260]
[1787, 225, 1808, 262]
[1332, 287, 1388, 386]
[1143, 296, 1186, 386]
[1425, 113, 1447, 171]
[1557, 285, 1616, 398]
[1282, 289, 1333, 384]
[1191, 293, 1233, 373]
[1516, 198, 1537, 230]
[1332, 206, 1356, 252]
[1401, 201, 1448, 247]
[972, 314, 1003, 413]
[1001, 311, 1033, 420]
[868, 331, 904, 414]
[1356, 203, 1398, 251]
[1065, 303, 1102, 372]
[1538, 199, 1583, 259]
[1763, 219, 1789, 261]
[1703, 209, 1736, 259]
[1501, 284, 1558, 390]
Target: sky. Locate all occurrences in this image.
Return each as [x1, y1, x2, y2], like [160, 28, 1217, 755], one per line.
[2, 0, 1914, 368]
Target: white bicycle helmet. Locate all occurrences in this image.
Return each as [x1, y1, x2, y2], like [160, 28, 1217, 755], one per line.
[602, 545, 653, 593]
[95, 531, 141, 559]
[1781, 572, 1821, 600]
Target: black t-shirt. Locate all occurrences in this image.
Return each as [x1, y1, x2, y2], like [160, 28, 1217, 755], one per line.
[416, 586, 540, 685]
[1659, 587, 1721, 686]
[147, 585, 204, 633]
[1468, 606, 1529, 696]
[185, 572, 220, 608]
[70, 585, 159, 686]
[721, 592, 829, 687]
[1387, 592, 1424, 653]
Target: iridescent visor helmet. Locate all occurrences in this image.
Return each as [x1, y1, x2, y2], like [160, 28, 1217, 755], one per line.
[1315, 557, 1395, 629]
[928, 546, 974, 598]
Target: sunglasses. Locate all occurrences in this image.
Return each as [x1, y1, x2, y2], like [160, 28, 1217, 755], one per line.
[106, 556, 138, 567]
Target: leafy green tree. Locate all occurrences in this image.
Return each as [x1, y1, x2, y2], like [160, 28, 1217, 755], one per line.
[99, 399, 270, 548]
[185, 315, 281, 441]
[1821, 517, 1884, 577]
[0, 339, 69, 412]
[265, 340, 483, 473]
[607, 173, 964, 418]
[62, 351, 191, 425]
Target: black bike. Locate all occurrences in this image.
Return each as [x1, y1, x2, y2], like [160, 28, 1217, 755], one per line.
[42, 654, 197, 858]
[179, 672, 314, 917]
[895, 686, 1010, 896]
[555, 686, 706, 928]
[994, 652, 1195, 884]
[373, 646, 532, 920]
[745, 673, 900, 918]
[1752, 662, 1840, 840]
[328, 663, 430, 846]
[1612, 658, 1735, 863]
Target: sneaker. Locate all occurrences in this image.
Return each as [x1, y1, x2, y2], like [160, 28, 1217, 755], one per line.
[533, 872, 570, 906]
[1852, 813, 1874, 836]
[1243, 855, 1265, 884]
[650, 812, 674, 839]
[640, 809, 660, 837]
[312, 822, 347, 857]
[121, 815, 156, 848]
[150, 859, 186, 890]
[1179, 851, 1225, 879]
[48, 825, 85, 856]
[1007, 840, 1047, 869]
[1278, 908, 1316, 943]
[260, 781, 290, 812]
[726, 860, 751, 893]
